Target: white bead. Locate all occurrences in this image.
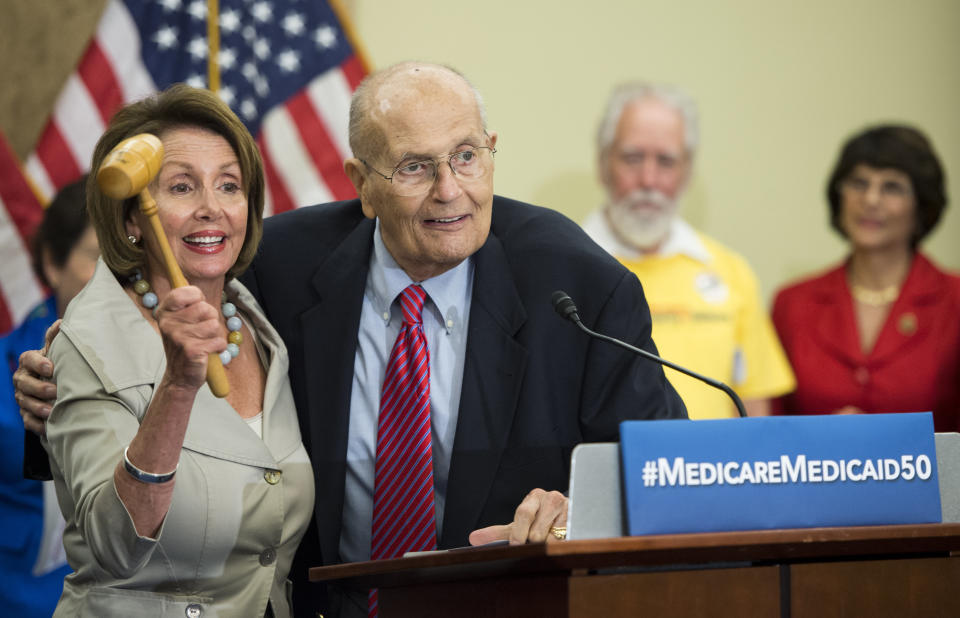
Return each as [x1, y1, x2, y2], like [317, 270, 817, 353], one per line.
[142, 292, 158, 309]
[219, 349, 233, 365]
[227, 343, 240, 358]
[221, 302, 237, 318]
[226, 316, 242, 332]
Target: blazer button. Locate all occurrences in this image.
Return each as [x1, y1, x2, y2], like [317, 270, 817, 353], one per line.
[260, 547, 277, 566]
[264, 470, 282, 485]
[185, 603, 203, 618]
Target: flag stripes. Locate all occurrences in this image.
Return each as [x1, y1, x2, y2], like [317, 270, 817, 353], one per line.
[0, 133, 45, 334]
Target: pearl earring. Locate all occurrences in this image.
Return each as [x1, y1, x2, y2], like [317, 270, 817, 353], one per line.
[128, 235, 138, 245]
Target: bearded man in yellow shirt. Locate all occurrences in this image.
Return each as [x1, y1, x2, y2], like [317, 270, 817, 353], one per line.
[583, 82, 794, 419]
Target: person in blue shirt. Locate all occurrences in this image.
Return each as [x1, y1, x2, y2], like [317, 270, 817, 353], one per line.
[0, 177, 98, 617]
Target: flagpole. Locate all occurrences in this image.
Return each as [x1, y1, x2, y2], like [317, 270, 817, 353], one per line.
[25, 174, 49, 207]
[328, 0, 373, 73]
[4, 141, 50, 206]
[207, 0, 220, 93]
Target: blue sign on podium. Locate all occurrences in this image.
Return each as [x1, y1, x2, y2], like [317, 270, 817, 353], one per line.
[620, 413, 941, 536]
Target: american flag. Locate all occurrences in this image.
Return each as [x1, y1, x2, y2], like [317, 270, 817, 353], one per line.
[24, 0, 366, 216]
[0, 132, 45, 335]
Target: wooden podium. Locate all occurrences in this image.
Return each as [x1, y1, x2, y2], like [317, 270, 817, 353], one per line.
[310, 523, 960, 617]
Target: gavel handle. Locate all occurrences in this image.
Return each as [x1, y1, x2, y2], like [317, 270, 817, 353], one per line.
[139, 189, 230, 398]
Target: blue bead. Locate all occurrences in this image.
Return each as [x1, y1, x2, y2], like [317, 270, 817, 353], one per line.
[142, 292, 158, 309]
[219, 349, 233, 365]
[221, 302, 237, 318]
[226, 316, 242, 332]
[227, 343, 240, 358]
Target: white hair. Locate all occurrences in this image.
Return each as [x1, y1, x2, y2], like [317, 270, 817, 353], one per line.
[596, 82, 699, 157]
[349, 61, 488, 160]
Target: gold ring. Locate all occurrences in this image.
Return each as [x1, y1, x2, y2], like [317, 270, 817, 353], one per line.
[550, 526, 567, 540]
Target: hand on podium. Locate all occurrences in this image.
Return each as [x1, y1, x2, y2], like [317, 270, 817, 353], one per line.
[468, 488, 568, 545]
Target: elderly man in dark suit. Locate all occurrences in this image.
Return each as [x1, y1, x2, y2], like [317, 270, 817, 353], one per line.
[17, 62, 685, 617]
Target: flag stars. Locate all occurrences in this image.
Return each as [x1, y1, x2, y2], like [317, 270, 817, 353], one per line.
[159, 0, 182, 12]
[277, 48, 300, 72]
[251, 1, 273, 23]
[187, 0, 207, 21]
[187, 37, 208, 60]
[218, 86, 236, 107]
[281, 12, 305, 36]
[219, 47, 238, 70]
[254, 38, 271, 60]
[254, 75, 269, 97]
[220, 9, 241, 33]
[242, 62, 259, 82]
[314, 25, 337, 49]
[242, 25, 256, 42]
[186, 74, 206, 89]
[153, 26, 179, 50]
[240, 99, 258, 120]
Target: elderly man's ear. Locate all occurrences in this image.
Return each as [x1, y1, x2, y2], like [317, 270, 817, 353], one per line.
[344, 158, 365, 194]
[344, 158, 376, 220]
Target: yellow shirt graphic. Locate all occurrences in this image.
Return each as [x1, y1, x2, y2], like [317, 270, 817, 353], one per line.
[605, 228, 794, 420]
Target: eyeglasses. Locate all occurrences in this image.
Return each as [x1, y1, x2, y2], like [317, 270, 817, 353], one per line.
[841, 176, 912, 200]
[361, 146, 496, 197]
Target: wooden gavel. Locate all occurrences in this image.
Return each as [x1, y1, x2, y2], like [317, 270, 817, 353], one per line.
[97, 133, 230, 398]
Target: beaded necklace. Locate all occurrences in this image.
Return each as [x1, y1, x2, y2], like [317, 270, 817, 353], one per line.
[849, 283, 899, 307]
[130, 270, 243, 366]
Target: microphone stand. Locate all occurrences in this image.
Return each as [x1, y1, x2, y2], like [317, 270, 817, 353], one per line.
[553, 290, 747, 418]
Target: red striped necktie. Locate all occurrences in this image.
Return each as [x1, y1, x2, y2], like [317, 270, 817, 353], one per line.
[369, 285, 437, 617]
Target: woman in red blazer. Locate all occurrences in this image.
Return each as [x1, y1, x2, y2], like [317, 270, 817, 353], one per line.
[772, 125, 960, 431]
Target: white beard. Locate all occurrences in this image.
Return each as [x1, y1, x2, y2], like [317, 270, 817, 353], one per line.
[605, 189, 678, 251]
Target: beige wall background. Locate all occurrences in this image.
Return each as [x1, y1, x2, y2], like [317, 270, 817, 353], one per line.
[4, 0, 958, 301]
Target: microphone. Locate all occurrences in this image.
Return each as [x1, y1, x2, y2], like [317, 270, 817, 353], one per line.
[551, 290, 747, 418]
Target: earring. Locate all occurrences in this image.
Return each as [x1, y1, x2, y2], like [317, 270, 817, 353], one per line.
[128, 235, 138, 245]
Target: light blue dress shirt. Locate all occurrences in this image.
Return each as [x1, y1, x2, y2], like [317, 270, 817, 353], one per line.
[339, 220, 474, 564]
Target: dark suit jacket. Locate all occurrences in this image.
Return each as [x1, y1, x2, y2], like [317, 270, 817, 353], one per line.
[243, 196, 686, 615]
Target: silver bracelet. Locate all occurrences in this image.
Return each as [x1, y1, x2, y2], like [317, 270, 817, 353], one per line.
[123, 446, 178, 484]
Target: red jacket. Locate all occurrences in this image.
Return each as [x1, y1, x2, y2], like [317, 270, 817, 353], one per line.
[772, 253, 960, 432]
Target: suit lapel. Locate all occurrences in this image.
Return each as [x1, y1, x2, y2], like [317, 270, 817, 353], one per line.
[870, 254, 941, 365]
[299, 218, 374, 565]
[440, 232, 528, 547]
[810, 266, 863, 366]
[810, 255, 942, 368]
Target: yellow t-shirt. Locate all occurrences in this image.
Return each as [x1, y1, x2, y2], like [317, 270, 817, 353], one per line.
[618, 234, 794, 419]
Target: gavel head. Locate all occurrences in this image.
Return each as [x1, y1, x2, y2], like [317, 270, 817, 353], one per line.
[96, 133, 164, 200]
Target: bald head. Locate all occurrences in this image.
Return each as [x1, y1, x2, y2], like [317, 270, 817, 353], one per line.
[348, 62, 487, 161]
[342, 61, 498, 282]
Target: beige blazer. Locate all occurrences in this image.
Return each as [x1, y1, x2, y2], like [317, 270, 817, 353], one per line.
[45, 260, 315, 618]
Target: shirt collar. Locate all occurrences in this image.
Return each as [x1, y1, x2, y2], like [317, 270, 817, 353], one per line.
[658, 217, 712, 263]
[368, 218, 474, 333]
[586, 209, 713, 265]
